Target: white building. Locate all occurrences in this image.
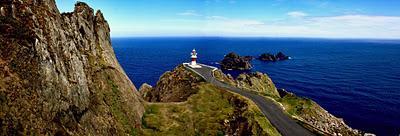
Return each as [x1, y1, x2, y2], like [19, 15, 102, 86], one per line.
[188, 49, 202, 68]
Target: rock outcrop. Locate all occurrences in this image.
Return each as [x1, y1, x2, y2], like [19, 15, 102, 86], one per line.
[0, 1, 144, 135]
[235, 72, 280, 98]
[141, 65, 203, 102]
[258, 52, 290, 61]
[220, 52, 253, 70]
[139, 83, 153, 98]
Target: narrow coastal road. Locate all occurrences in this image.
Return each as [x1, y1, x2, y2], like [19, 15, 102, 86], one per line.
[184, 63, 314, 136]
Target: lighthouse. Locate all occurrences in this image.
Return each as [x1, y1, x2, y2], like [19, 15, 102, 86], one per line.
[189, 49, 202, 68]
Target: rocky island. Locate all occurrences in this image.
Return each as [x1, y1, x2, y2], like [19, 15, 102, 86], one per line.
[0, 1, 369, 136]
[220, 52, 253, 70]
[258, 52, 290, 61]
[220, 52, 290, 70]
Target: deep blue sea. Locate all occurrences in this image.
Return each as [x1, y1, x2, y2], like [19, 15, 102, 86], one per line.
[112, 37, 400, 136]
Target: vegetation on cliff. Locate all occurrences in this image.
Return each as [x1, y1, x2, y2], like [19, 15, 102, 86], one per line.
[214, 70, 280, 98]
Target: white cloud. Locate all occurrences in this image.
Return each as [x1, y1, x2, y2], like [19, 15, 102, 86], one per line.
[206, 16, 228, 20]
[302, 15, 400, 38]
[205, 16, 265, 27]
[201, 14, 400, 38]
[177, 10, 201, 16]
[287, 11, 308, 18]
[310, 15, 400, 27]
[114, 14, 400, 39]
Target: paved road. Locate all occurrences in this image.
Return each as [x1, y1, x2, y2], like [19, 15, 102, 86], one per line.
[184, 63, 314, 136]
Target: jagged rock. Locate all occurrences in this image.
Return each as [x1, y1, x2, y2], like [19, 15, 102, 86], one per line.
[0, 1, 144, 135]
[220, 52, 253, 70]
[258, 52, 289, 61]
[139, 83, 153, 98]
[142, 65, 203, 102]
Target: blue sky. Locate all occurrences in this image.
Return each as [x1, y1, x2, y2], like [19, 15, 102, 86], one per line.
[56, 0, 400, 39]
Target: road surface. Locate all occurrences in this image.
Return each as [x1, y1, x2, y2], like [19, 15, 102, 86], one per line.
[184, 63, 314, 136]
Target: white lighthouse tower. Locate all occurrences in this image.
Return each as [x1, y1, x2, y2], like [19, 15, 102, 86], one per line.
[189, 49, 202, 68]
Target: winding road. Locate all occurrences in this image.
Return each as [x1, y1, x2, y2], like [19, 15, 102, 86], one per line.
[184, 63, 314, 136]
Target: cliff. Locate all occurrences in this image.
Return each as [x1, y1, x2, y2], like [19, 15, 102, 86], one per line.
[0, 1, 144, 135]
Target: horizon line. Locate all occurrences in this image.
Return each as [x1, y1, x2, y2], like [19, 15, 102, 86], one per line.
[110, 35, 400, 41]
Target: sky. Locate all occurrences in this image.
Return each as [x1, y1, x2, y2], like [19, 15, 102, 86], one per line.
[56, 0, 400, 39]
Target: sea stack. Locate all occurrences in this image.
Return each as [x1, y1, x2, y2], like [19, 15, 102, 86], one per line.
[258, 52, 290, 61]
[220, 52, 253, 70]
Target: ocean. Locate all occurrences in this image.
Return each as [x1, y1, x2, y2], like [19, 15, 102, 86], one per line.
[112, 37, 400, 136]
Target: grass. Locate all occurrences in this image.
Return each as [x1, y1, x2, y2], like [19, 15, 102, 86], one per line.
[105, 74, 136, 135]
[141, 83, 281, 136]
[213, 70, 281, 99]
[244, 99, 281, 136]
[277, 93, 314, 116]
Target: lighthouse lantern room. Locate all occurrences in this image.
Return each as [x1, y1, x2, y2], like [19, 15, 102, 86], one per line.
[188, 49, 202, 68]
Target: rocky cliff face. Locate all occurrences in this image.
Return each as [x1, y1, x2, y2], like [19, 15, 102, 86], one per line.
[0, 0, 144, 135]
